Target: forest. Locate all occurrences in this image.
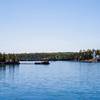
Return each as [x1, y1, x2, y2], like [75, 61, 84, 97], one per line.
[0, 49, 100, 63]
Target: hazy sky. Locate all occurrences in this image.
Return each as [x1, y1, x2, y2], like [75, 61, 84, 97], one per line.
[0, 0, 100, 53]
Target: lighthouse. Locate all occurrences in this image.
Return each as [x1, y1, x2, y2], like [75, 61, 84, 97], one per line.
[92, 49, 97, 62]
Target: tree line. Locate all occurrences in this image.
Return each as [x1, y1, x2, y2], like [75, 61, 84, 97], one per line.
[0, 49, 100, 62]
[0, 53, 19, 62]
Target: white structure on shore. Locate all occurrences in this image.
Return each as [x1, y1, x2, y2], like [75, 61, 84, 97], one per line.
[93, 49, 96, 59]
[92, 49, 100, 62]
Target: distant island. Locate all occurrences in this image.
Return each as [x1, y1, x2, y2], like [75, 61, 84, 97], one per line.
[0, 49, 100, 64]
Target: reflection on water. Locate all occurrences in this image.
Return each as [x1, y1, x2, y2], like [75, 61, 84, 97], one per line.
[0, 65, 19, 81]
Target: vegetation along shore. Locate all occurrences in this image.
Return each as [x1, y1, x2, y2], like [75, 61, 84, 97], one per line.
[0, 49, 100, 65]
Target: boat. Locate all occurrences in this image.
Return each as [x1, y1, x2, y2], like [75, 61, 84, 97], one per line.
[34, 61, 50, 65]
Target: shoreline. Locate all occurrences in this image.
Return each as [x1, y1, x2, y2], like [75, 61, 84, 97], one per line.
[0, 59, 100, 65]
[0, 62, 20, 65]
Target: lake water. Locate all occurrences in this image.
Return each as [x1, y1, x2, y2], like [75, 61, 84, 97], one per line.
[0, 61, 100, 100]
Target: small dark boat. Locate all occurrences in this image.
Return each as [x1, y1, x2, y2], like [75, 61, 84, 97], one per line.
[34, 61, 50, 65]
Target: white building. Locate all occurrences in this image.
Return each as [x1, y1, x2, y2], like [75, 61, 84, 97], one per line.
[93, 50, 96, 59]
[92, 50, 100, 62]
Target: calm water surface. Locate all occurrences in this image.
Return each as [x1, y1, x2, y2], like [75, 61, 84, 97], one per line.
[0, 61, 100, 100]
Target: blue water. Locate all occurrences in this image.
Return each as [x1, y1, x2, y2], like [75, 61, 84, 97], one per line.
[0, 61, 100, 100]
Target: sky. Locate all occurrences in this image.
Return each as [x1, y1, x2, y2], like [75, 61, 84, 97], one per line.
[0, 0, 100, 53]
